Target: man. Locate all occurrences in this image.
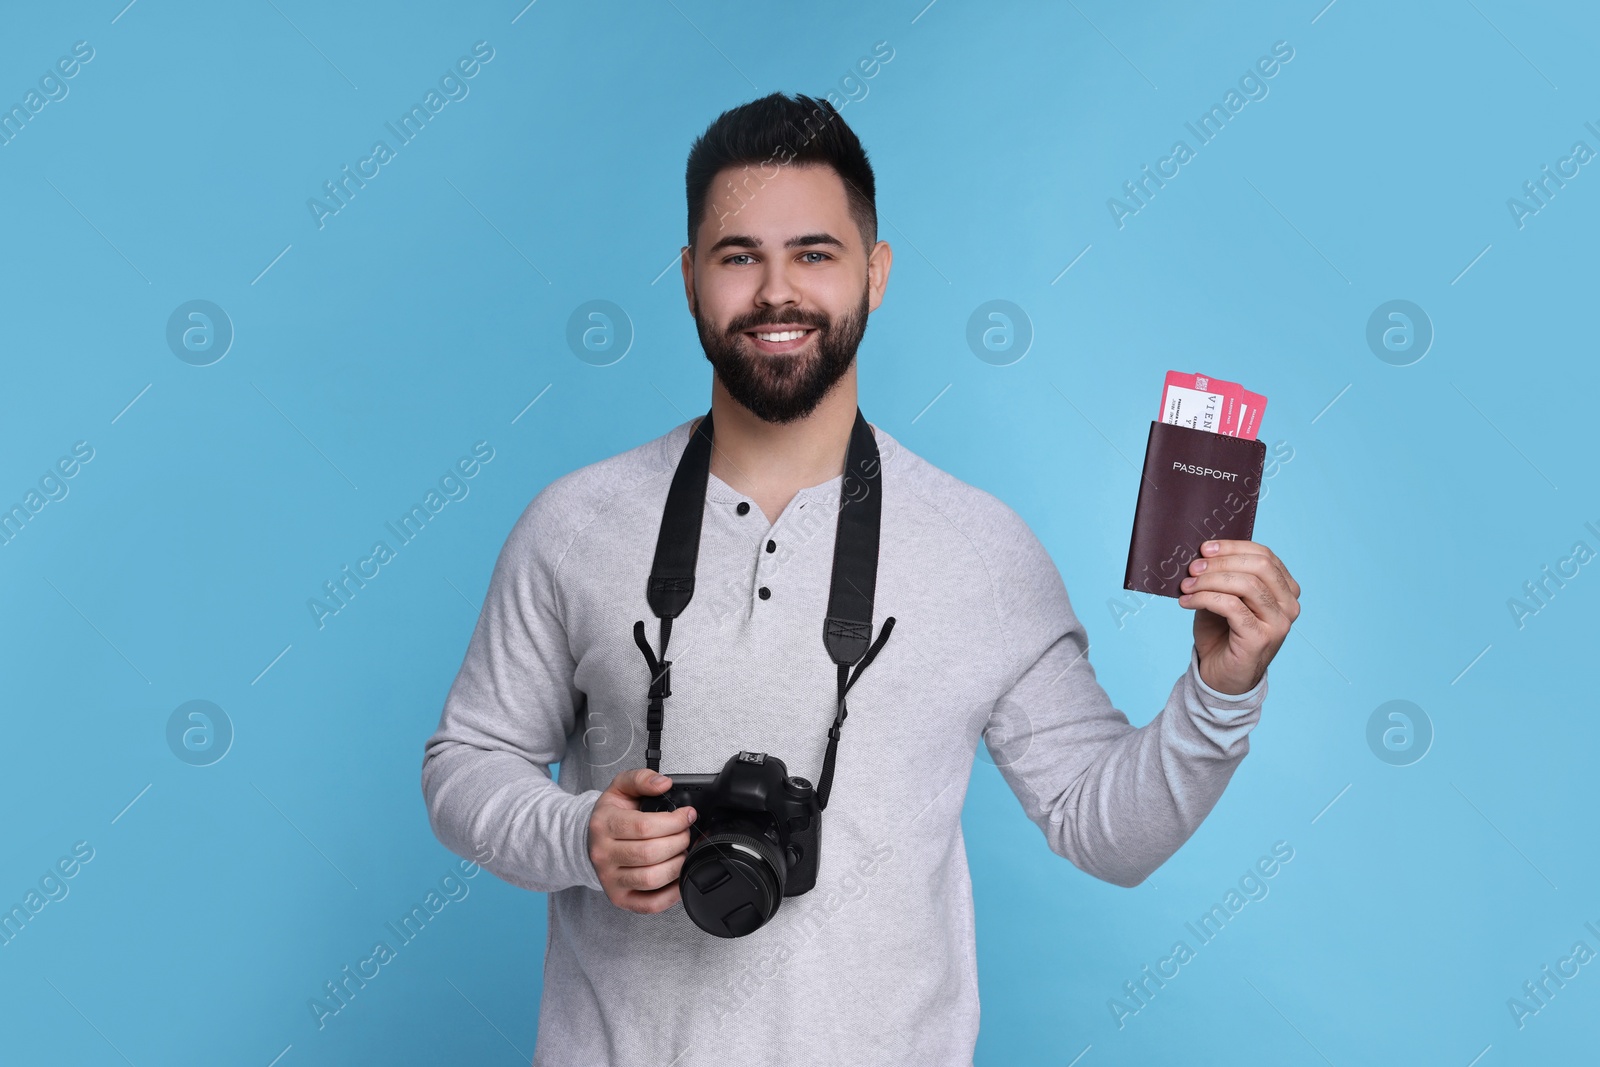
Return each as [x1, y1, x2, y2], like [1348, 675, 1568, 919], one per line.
[421, 92, 1301, 1065]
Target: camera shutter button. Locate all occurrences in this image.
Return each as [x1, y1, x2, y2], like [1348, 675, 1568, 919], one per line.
[783, 775, 812, 798]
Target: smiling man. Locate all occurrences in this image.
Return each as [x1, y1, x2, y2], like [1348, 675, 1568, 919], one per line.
[421, 92, 1301, 1066]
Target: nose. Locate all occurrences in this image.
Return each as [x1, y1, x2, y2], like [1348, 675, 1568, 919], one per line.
[753, 256, 801, 313]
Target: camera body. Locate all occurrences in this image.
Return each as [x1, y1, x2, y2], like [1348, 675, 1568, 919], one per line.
[640, 751, 821, 937]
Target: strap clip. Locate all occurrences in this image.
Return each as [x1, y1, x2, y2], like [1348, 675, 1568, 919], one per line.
[647, 660, 671, 701]
[827, 704, 848, 741]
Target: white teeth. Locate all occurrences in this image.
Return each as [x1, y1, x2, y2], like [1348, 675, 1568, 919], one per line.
[753, 330, 809, 342]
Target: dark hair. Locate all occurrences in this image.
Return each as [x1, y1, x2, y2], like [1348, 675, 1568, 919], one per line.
[685, 92, 877, 254]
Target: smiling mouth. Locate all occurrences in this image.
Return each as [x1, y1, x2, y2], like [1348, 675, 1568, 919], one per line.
[743, 327, 817, 354]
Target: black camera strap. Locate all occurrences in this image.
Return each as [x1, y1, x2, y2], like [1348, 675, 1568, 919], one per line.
[630, 406, 895, 810]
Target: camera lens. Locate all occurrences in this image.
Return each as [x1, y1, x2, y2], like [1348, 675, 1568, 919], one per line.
[679, 821, 787, 938]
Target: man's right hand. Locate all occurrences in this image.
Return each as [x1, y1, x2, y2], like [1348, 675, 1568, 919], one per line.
[588, 768, 697, 914]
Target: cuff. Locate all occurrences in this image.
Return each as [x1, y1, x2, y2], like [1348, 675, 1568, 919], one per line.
[575, 789, 605, 893]
[1188, 645, 1266, 719]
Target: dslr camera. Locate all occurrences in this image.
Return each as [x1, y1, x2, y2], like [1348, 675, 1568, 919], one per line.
[640, 751, 820, 938]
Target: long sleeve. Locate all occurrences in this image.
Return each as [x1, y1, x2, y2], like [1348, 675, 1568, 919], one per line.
[979, 513, 1266, 889]
[420, 489, 605, 894]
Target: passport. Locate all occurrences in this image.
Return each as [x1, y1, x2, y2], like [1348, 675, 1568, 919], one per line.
[1124, 420, 1267, 598]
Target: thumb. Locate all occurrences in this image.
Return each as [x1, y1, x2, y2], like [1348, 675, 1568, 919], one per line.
[608, 767, 672, 801]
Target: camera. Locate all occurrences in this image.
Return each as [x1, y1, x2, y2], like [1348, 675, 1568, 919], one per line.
[639, 751, 821, 938]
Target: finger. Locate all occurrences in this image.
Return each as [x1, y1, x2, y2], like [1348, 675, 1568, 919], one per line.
[1199, 539, 1276, 565]
[614, 852, 689, 893]
[1178, 588, 1268, 638]
[1275, 558, 1301, 600]
[1188, 550, 1276, 579]
[616, 881, 681, 915]
[1181, 570, 1285, 626]
[609, 829, 692, 868]
[1198, 541, 1299, 603]
[1187, 551, 1288, 604]
[1200, 539, 1262, 558]
[605, 804, 698, 841]
[1233, 542, 1298, 600]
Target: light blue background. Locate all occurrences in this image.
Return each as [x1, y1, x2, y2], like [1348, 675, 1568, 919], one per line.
[2, 1, 1595, 1064]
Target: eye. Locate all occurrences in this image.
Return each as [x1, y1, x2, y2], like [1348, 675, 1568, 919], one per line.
[800, 251, 831, 263]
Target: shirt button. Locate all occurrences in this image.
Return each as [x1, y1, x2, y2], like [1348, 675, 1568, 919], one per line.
[758, 586, 771, 600]
[766, 540, 776, 553]
[736, 501, 750, 515]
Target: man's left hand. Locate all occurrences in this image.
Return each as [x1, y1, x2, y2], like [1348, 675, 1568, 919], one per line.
[1179, 539, 1301, 696]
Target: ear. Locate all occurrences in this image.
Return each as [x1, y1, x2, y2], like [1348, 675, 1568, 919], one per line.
[866, 240, 893, 314]
[680, 245, 696, 317]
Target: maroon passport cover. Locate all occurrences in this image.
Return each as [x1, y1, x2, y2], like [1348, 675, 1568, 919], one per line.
[1124, 420, 1267, 598]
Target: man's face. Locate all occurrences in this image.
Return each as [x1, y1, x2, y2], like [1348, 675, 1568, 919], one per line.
[683, 162, 889, 425]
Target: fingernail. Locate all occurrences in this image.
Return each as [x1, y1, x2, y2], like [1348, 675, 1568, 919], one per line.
[1203, 541, 1218, 554]
[1181, 576, 1195, 589]
[651, 774, 668, 786]
[1194, 560, 1206, 573]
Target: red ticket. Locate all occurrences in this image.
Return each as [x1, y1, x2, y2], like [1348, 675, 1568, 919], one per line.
[1233, 389, 1267, 441]
[1157, 370, 1266, 440]
[1158, 371, 1239, 435]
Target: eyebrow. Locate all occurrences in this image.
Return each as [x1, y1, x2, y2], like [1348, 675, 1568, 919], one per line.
[706, 232, 847, 255]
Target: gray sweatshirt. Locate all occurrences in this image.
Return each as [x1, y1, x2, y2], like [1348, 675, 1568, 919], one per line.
[421, 415, 1267, 1066]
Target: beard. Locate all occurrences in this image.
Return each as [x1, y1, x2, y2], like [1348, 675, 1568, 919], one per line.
[695, 284, 870, 425]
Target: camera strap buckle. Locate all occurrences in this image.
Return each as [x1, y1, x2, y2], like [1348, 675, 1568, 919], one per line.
[633, 618, 675, 772]
[648, 659, 671, 703]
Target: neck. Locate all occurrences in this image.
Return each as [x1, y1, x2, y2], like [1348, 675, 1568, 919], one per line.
[699, 365, 860, 505]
